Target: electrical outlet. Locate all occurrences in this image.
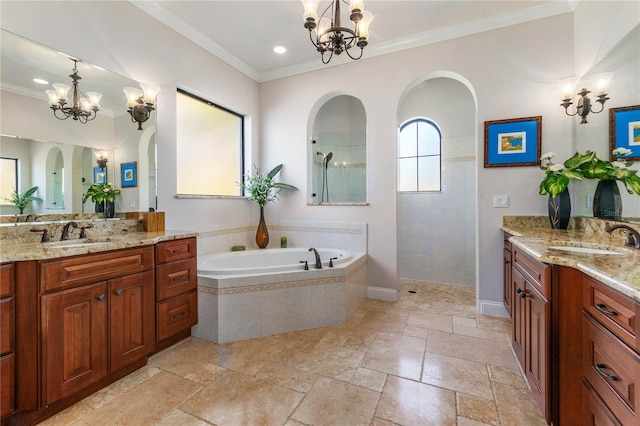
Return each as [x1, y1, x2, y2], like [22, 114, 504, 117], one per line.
[130, 201, 136, 209]
[586, 194, 594, 208]
[493, 195, 509, 208]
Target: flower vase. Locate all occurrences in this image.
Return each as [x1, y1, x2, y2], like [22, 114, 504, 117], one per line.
[95, 201, 104, 213]
[548, 189, 571, 229]
[256, 206, 269, 249]
[104, 201, 115, 218]
[593, 180, 621, 220]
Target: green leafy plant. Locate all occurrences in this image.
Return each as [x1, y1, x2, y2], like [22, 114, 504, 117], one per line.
[539, 148, 640, 198]
[241, 164, 297, 207]
[4, 186, 42, 214]
[539, 152, 586, 198]
[82, 183, 121, 204]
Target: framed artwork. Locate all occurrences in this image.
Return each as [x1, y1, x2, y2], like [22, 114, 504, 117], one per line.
[93, 167, 106, 184]
[609, 105, 640, 161]
[120, 161, 137, 188]
[484, 116, 542, 168]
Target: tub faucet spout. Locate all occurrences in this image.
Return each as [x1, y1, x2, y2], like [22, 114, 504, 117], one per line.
[309, 247, 322, 269]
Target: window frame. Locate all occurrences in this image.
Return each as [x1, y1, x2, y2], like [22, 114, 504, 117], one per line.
[397, 118, 442, 192]
[0, 157, 18, 205]
[175, 88, 245, 197]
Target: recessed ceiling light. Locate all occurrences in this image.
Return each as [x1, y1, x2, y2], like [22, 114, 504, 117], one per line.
[33, 78, 48, 85]
[273, 45, 287, 54]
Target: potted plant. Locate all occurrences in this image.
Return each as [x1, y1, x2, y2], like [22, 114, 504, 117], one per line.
[4, 186, 42, 214]
[241, 164, 297, 248]
[82, 182, 120, 218]
[578, 148, 640, 220]
[539, 152, 586, 229]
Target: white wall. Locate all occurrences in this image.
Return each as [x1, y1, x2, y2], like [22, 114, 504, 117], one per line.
[1, 0, 260, 231]
[260, 13, 574, 307]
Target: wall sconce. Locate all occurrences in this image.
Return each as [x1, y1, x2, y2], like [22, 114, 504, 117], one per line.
[123, 83, 161, 130]
[560, 73, 612, 124]
[95, 151, 108, 169]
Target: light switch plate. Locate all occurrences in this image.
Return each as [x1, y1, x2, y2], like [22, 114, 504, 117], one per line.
[586, 194, 594, 208]
[493, 195, 509, 208]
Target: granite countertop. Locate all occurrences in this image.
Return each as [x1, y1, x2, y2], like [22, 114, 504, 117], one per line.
[0, 230, 198, 262]
[502, 222, 640, 303]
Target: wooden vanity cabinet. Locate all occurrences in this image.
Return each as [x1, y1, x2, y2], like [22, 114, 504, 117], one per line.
[503, 233, 513, 317]
[155, 237, 197, 350]
[582, 276, 640, 425]
[39, 247, 155, 406]
[1, 263, 15, 418]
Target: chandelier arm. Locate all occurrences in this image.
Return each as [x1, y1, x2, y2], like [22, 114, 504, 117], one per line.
[308, 29, 321, 50]
[344, 46, 364, 60]
[51, 108, 70, 121]
[321, 49, 334, 64]
[562, 106, 579, 117]
[590, 101, 606, 115]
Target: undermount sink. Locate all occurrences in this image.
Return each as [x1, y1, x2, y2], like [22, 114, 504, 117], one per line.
[546, 245, 623, 255]
[46, 240, 110, 249]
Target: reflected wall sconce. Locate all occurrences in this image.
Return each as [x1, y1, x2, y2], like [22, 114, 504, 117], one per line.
[95, 151, 108, 169]
[123, 83, 161, 130]
[560, 73, 612, 124]
[300, 0, 373, 64]
[45, 59, 102, 123]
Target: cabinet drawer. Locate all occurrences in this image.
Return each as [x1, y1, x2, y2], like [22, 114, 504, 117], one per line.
[0, 298, 13, 356]
[1, 353, 14, 417]
[583, 275, 639, 351]
[40, 246, 154, 292]
[156, 238, 196, 264]
[157, 291, 197, 342]
[156, 258, 197, 302]
[583, 381, 623, 426]
[583, 313, 639, 424]
[512, 247, 549, 298]
[0, 263, 14, 298]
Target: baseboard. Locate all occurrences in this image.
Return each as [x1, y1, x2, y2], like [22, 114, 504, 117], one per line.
[478, 300, 509, 317]
[367, 286, 398, 301]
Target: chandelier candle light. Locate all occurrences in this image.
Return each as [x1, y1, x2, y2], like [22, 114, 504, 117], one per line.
[123, 83, 161, 130]
[301, 0, 373, 64]
[46, 59, 102, 123]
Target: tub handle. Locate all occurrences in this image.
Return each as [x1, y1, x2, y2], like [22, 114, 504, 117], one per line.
[299, 260, 309, 270]
[329, 257, 338, 267]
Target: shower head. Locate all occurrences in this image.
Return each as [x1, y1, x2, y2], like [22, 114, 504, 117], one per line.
[326, 152, 333, 162]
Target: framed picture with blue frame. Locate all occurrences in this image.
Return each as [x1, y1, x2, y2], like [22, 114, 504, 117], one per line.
[484, 116, 542, 168]
[120, 161, 137, 188]
[610, 105, 640, 161]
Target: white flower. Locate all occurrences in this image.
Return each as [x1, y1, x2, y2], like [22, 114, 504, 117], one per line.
[612, 160, 628, 169]
[549, 163, 564, 172]
[540, 152, 555, 161]
[612, 147, 632, 157]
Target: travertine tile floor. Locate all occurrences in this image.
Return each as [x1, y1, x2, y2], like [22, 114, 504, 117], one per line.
[41, 281, 546, 425]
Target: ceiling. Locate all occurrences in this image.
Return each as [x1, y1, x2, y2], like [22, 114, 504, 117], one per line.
[130, 0, 575, 82]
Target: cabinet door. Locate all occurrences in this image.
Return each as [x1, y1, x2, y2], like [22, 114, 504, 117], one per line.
[512, 267, 526, 368]
[503, 247, 513, 316]
[109, 270, 155, 372]
[42, 282, 108, 405]
[525, 284, 549, 419]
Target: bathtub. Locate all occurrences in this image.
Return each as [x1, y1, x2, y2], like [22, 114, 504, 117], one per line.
[193, 248, 367, 343]
[197, 247, 352, 276]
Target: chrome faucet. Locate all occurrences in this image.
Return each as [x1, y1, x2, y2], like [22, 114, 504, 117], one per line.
[605, 224, 640, 249]
[309, 247, 322, 269]
[61, 221, 78, 241]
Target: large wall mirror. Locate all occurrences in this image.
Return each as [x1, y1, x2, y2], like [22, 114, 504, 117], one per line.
[308, 95, 367, 205]
[0, 29, 157, 217]
[571, 24, 640, 221]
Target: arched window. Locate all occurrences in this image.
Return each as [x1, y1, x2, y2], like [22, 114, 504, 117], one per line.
[397, 118, 441, 192]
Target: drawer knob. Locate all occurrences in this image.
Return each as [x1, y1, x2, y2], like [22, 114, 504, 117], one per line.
[595, 363, 618, 381]
[114, 289, 123, 296]
[595, 303, 617, 316]
[96, 294, 105, 301]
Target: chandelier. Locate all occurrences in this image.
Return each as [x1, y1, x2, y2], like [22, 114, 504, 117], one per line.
[300, 0, 373, 64]
[46, 59, 102, 123]
[560, 73, 612, 124]
[123, 83, 161, 130]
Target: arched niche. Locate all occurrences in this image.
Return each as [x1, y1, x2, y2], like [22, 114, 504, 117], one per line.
[307, 94, 367, 204]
